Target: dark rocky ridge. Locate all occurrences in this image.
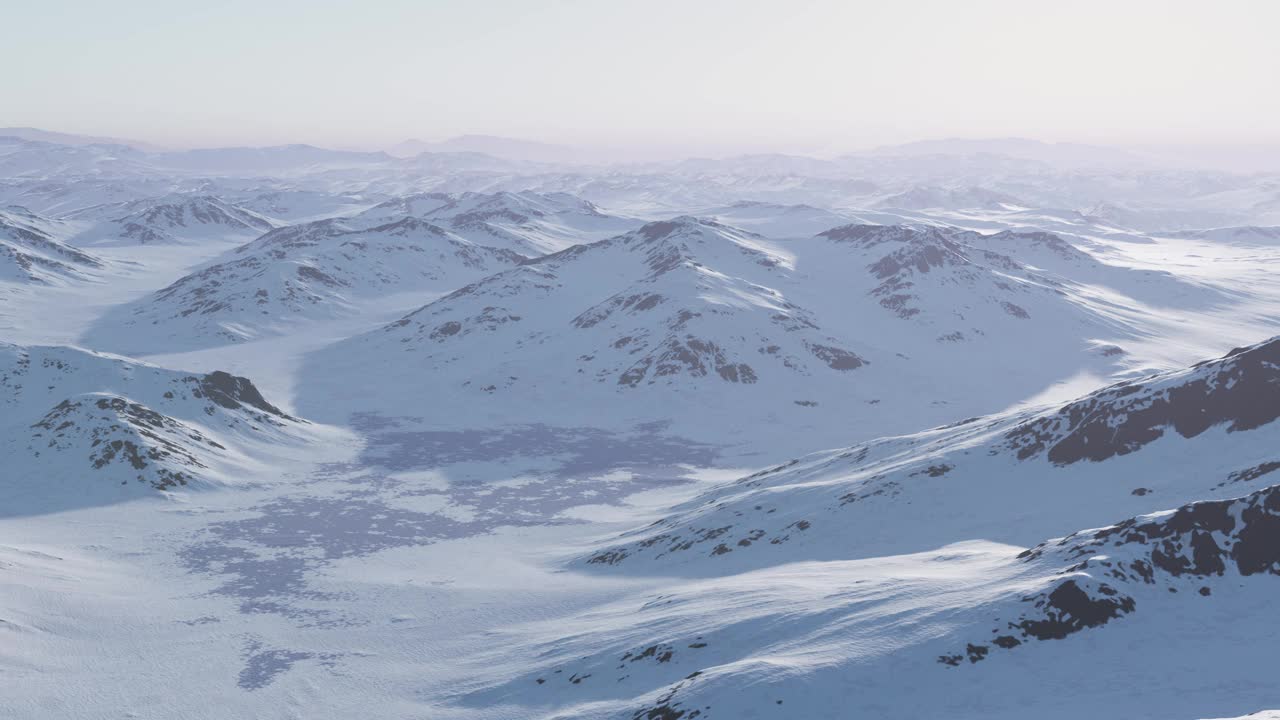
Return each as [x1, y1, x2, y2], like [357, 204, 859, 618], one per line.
[90, 212, 528, 352]
[378, 216, 868, 391]
[1, 215, 101, 267]
[199, 371, 287, 417]
[2, 344, 298, 493]
[1, 211, 103, 283]
[1005, 336, 1280, 464]
[579, 337, 1280, 573]
[818, 223, 1051, 320]
[941, 481, 1280, 667]
[27, 395, 216, 490]
[127, 196, 274, 233]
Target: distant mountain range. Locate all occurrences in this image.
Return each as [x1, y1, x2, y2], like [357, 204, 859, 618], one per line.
[388, 134, 582, 164]
[0, 126, 166, 151]
[4, 123, 1280, 720]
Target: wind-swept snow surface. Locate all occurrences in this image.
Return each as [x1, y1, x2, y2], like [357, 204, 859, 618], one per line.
[67, 193, 277, 246]
[0, 206, 102, 284]
[85, 216, 526, 353]
[6, 130, 1280, 720]
[0, 343, 342, 514]
[299, 217, 1232, 453]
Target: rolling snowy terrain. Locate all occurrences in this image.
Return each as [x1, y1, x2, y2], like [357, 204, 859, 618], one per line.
[85, 216, 528, 353]
[0, 206, 103, 284]
[66, 193, 277, 246]
[298, 216, 1246, 454]
[4, 129, 1280, 720]
[0, 343, 338, 514]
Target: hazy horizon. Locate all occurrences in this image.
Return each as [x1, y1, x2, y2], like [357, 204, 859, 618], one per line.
[9, 123, 1280, 173]
[5, 0, 1280, 156]
[7, 5, 1280, 717]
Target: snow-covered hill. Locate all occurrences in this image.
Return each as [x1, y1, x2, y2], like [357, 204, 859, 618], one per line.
[83, 216, 527, 353]
[877, 184, 1026, 211]
[68, 194, 276, 246]
[355, 190, 643, 255]
[0, 136, 153, 178]
[8, 129, 1280, 720]
[0, 176, 184, 217]
[152, 144, 392, 175]
[697, 200, 863, 238]
[858, 137, 1149, 169]
[0, 206, 102, 284]
[438, 337, 1280, 719]
[1169, 225, 1280, 244]
[225, 188, 381, 223]
[302, 216, 879, 433]
[0, 343, 327, 513]
[583, 334, 1280, 573]
[469, 482, 1280, 719]
[1082, 200, 1247, 233]
[354, 191, 457, 223]
[389, 134, 579, 163]
[300, 218, 1212, 450]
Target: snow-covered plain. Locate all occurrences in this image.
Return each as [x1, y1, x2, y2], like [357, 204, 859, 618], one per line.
[4, 133, 1280, 719]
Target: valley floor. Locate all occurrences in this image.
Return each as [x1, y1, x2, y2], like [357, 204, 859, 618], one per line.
[6, 220, 1280, 720]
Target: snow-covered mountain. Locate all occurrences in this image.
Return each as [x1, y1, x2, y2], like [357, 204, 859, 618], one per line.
[68, 194, 276, 246]
[8, 127, 1280, 720]
[0, 206, 102, 284]
[299, 216, 880, 429]
[356, 190, 643, 254]
[224, 188, 381, 223]
[474, 481, 1280, 719]
[1169, 225, 1280, 244]
[697, 200, 863, 238]
[877, 184, 1027, 211]
[152, 144, 393, 175]
[0, 136, 396, 180]
[0, 176, 184, 217]
[298, 217, 1201, 449]
[388, 134, 579, 164]
[83, 216, 526, 353]
[439, 337, 1280, 719]
[1081, 200, 1247, 233]
[674, 153, 844, 177]
[858, 137, 1149, 169]
[0, 136, 153, 178]
[354, 191, 457, 223]
[0, 343, 323, 513]
[584, 334, 1280, 573]
[937, 477, 1280, 667]
[0, 126, 163, 151]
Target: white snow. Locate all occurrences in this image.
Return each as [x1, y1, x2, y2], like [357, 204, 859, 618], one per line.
[5, 133, 1280, 719]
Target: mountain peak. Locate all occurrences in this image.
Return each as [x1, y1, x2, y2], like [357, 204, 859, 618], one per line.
[634, 216, 707, 241]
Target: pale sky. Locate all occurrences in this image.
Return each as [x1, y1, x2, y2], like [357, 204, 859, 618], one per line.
[3, 0, 1279, 152]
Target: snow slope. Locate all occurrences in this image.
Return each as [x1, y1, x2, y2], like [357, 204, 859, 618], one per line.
[1169, 225, 1280, 245]
[221, 188, 381, 223]
[0, 343, 330, 514]
[300, 218, 1216, 452]
[355, 190, 644, 254]
[442, 338, 1280, 719]
[6, 131, 1280, 720]
[876, 184, 1026, 211]
[0, 206, 103, 284]
[83, 216, 527, 354]
[302, 216, 880, 436]
[466, 490, 1280, 719]
[697, 200, 864, 238]
[583, 334, 1280, 574]
[68, 194, 276, 246]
